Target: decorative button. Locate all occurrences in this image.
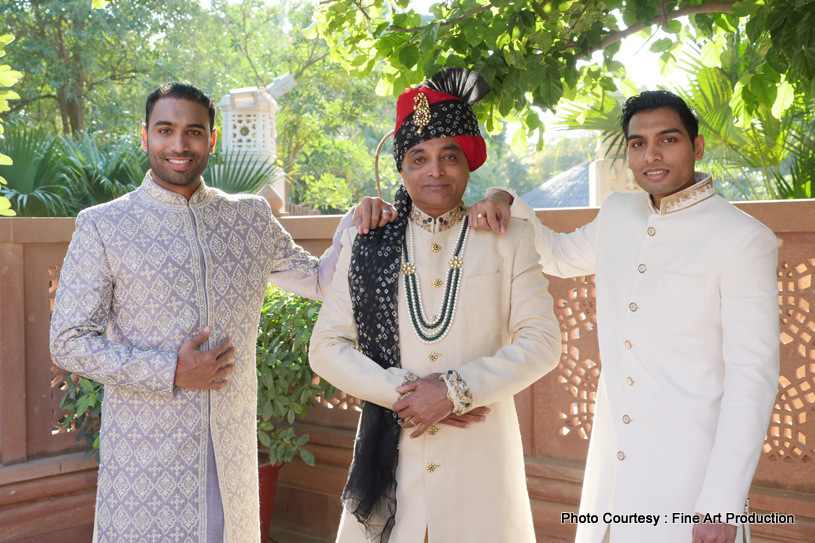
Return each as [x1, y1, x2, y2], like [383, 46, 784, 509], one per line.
[426, 462, 438, 473]
[624, 340, 632, 349]
[431, 243, 441, 253]
[427, 352, 439, 362]
[432, 278, 442, 288]
[622, 415, 631, 424]
[638, 264, 647, 273]
[617, 451, 625, 461]
[427, 426, 439, 436]
[626, 377, 634, 386]
[647, 227, 656, 236]
[629, 302, 638, 312]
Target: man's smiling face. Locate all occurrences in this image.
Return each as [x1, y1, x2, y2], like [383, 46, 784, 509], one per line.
[400, 136, 470, 218]
[141, 97, 216, 195]
[626, 106, 705, 208]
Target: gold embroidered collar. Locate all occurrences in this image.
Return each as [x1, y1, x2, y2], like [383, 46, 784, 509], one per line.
[140, 172, 210, 207]
[409, 202, 468, 233]
[657, 173, 714, 215]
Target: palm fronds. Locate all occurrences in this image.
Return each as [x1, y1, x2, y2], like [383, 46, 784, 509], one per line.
[203, 148, 283, 194]
[61, 132, 146, 207]
[0, 121, 76, 216]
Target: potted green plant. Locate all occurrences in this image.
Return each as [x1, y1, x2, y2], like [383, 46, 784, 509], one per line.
[255, 285, 335, 538]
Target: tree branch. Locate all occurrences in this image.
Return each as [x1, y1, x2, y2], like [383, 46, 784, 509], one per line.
[561, 2, 592, 41]
[293, 50, 330, 80]
[583, 1, 737, 56]
[354, 1, 372, 22]
[87, 69, 149, 92]
[385, 1, 734, 51]
[659, 0, 669, 28]
[8, 95, 58, 113]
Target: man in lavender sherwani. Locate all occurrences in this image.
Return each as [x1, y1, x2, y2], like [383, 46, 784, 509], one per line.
[50, 82, 394, 543]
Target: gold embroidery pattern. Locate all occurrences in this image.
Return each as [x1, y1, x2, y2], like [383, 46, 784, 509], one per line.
[397, 372, 420, 400]
[440, 369, 473, 415]
[409, 203, 468, 234]
[660, 175, 714, 215]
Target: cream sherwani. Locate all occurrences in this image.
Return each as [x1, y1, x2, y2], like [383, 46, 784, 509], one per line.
[310, 204, 562, 543]
[50, 174, 349, 543]
[506, 175, 779, 542]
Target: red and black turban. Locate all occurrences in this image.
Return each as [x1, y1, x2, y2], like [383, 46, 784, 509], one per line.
[393, 68, 491, 172]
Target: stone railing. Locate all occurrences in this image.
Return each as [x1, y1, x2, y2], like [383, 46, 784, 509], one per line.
[0, 200, 813, 542]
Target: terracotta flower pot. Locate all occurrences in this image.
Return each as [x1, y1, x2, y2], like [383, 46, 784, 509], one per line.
[259, 461, 284, 540]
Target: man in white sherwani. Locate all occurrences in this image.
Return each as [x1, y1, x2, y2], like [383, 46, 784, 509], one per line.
[50, 82, 395, 543]
[309, 68, 562, 543]
[471, 90, 780, 543]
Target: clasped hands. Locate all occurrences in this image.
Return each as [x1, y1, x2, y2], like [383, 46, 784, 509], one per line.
[393, 373, 490, 439]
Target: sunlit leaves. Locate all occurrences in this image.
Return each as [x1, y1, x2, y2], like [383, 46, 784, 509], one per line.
[649, 38, 674, 53]
[701, 35, 726, 68]
[772, 79, 795, 119]
[0, 33, 17, 215]
[311, 0, 815, 155]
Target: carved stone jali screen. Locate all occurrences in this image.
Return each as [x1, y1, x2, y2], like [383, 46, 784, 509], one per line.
[757, 233, 815, 494]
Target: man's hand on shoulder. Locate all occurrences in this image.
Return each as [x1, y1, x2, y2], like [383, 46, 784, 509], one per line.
[352, 196, 398, 234]
[469, 189, 513, 234]
[692, 514, 737, 543]
[175, 327, 237, 390]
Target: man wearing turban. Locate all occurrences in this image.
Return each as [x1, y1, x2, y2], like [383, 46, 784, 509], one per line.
[309, 68, 562, 542]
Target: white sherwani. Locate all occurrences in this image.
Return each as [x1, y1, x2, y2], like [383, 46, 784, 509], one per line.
[507, 175, 780, 542]
[310, 204, 561, 543]
[50, 174, 348, 543]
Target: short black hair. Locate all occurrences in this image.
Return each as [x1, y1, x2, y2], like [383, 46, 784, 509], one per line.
[621, 90, 699, 142]
[145, 82, 216, 131]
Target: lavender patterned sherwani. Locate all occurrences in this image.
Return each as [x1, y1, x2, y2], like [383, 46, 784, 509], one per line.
[50, 174, 344, 543]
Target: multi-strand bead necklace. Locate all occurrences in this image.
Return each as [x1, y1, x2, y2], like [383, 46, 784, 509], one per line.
[400, 216, 470, 344]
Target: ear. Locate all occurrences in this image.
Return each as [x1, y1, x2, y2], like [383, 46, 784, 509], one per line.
[209, 128, 217, 154]
[141, 123, 148, 151]
[693, 134, 705, 161]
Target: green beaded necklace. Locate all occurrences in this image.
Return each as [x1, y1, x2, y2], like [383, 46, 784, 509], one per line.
[400, 216, 470, 344]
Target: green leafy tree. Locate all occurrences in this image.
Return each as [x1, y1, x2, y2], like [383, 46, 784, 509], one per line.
[314, 0, 815, 151]
[0, 33, 20, 216]
[193, 1, 398, 210]
[2, 0, 205, 135]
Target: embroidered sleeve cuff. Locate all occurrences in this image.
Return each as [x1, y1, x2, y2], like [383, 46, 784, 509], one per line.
[440, 370, 473, 415]
[397, 372, 420, 400]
